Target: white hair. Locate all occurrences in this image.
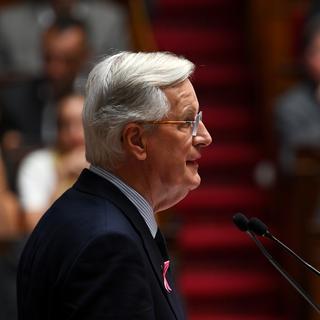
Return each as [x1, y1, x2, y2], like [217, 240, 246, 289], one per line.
[83, 51, 195, 169]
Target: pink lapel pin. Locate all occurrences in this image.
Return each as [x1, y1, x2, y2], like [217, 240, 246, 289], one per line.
[163, 260, 172, 293]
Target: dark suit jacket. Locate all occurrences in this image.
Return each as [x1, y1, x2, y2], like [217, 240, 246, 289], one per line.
[17, 169, 186, 320]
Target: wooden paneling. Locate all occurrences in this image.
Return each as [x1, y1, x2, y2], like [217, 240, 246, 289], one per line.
[0, 0, 21, 8]
[127, 0, 156, 51]
[293, 149, 320, 320]
[248, 2, 320, 318]
[248, 0, 310, 153]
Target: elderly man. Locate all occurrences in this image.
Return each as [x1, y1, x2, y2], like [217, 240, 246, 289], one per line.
[17, 51, 212, 320]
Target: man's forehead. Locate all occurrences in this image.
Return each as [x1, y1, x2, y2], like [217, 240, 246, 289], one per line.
[164, 80, 198, 111]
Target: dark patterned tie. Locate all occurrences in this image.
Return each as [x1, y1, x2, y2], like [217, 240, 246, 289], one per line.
[155, 228, 172, 292]
[155, 228, 169, 260]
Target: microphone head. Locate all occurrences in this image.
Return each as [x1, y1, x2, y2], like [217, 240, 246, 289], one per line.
[248, 217, 268, 236]
[233, 213, 249, 232]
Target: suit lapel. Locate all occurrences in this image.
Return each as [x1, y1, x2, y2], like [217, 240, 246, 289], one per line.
[73, 169, 182, 319]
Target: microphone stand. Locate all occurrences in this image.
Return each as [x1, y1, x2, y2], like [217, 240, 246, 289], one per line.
[264, 232, 320, 277]
[247, 231, 320, 314]
[248, 217, 320, 277]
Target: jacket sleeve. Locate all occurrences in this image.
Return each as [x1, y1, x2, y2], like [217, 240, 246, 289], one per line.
[58, 232, 155, 320]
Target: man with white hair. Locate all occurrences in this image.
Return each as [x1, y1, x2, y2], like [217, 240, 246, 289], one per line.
[17, 51, 212, 320]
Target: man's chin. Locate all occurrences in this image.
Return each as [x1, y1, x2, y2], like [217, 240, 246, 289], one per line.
[158, 176, 201, 211]
[188, 174, 201, 190]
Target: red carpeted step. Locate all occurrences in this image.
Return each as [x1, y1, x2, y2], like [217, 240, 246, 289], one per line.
[153, 26, 243, 59]
[201, 106, 259, 143]
[156, 0, 244, 28]
[200, 144, 263, 169]
[203, 106, 256, 131]
[176, 185, 270, 212]
[157, 0, 239, 11]
[189, 314, 287, 320]
[179, 269, 278, 298]
[193, 64, 252, 89]
[177, 223, 254, 251]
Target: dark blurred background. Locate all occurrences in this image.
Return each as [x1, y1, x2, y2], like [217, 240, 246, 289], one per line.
[1, 0, 320, 319]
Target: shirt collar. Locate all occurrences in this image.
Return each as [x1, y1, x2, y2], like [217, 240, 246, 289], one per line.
[89, 165, 158, 238]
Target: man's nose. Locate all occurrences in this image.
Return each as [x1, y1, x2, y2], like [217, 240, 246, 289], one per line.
[194, 121, 212, 147]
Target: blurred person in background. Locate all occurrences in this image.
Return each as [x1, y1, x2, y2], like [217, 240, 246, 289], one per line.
[0, 16, 89, 148]
[0, 151, 20, 239]
[0, 150, 20, 320]
[40, 16, 89, 143]
[0, 0, 129, 77]
[274, 14, 320, 175]
[0, 16, 90, 191]
[0, 93, 86, 320]
[17, 93, 87, 233]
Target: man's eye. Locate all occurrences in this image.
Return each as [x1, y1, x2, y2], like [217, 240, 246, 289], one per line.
[179, 121, 193, 129]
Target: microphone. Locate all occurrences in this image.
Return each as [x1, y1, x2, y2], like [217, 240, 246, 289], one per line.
[248, 217, 320, 277]
[232, 212, 249, 232]
[232, 213, 320, 314]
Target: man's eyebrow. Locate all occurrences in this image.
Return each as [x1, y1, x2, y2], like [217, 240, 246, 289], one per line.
[180, 107, 197, 119]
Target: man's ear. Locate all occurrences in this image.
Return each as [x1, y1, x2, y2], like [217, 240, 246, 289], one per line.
[122, 123, 147, 160]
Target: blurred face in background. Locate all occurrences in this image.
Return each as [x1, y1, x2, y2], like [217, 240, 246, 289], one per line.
[56, 95, 84, 153]
[305, 32, 320, 83]
[49, 0, 77, 17]
[42, 25, 88, 97]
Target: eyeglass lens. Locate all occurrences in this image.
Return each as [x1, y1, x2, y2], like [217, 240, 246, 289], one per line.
[192, 111, 202, 137]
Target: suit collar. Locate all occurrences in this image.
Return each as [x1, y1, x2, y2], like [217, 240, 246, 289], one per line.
[73, 169, 182, 319]
[89, 165, 157, 237]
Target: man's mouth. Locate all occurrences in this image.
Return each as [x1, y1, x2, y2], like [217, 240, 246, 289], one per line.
[186, 160, 199, 166]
